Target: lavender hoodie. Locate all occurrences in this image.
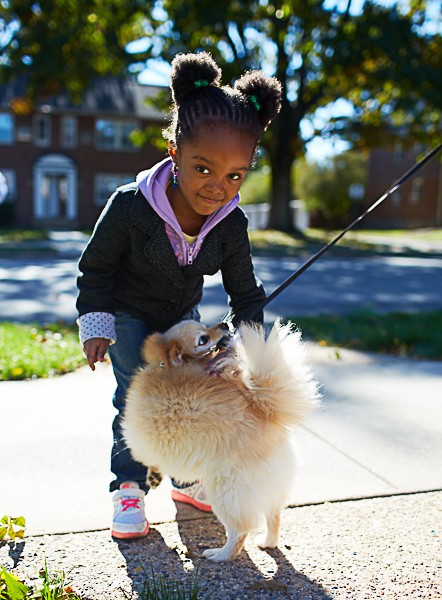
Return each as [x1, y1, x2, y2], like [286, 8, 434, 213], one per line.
[136, 157, 240, 267]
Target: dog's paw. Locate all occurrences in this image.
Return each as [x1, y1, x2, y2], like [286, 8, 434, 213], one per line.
[147, 468, 163, 489]
[203, 547, 234, 563]
[258, 532, 279, 549]
[258, 539, 278, 550]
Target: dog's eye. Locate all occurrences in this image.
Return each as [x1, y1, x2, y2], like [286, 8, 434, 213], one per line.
[198, 335, 210, 346]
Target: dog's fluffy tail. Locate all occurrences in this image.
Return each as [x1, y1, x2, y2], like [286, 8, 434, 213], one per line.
[235, 320, 320, 426]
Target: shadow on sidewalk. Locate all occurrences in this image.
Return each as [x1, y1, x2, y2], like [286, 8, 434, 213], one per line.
[1, 540, 26, 569]
[116, 509, 333, 599]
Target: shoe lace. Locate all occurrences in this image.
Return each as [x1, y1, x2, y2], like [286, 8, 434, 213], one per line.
[120, 497, 141, 512]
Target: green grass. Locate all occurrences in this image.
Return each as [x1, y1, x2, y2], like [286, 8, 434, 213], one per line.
[336, 228, 442, 242]
[289, 310, 442, 360]
[0, 228, 49, 243]
[248, 228, 380, 257]
[0, 322, 86, 381]
[139, 567, 210, 600]
[249, 229, 308, 255]
[0, 311, 440, 383]
[249, 227, 442, 257]
[0, 563, 209, 600]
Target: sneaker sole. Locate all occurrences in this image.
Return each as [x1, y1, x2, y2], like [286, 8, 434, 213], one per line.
[111, 523, 150, 539]
[171, 489, 212, 512]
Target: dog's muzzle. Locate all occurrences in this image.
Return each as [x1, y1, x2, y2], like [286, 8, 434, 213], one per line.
[210, 334, 233, 354]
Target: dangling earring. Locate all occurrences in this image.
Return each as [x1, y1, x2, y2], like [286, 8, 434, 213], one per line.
[171, 163, 179, 188]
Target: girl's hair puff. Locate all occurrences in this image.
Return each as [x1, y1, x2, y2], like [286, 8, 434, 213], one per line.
[164, 51, 282, 146]
[234, 70, 282, 132]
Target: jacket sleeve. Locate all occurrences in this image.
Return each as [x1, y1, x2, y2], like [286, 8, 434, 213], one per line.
[76, 189, 131, 317]
[220, 210, 266, 326]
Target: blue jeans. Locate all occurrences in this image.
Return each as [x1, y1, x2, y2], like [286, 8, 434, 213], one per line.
[108, 308, 200, 493]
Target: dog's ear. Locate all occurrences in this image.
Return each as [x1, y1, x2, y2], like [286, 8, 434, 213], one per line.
[141, 333, 167, 366]
[167, 342, 183, 367]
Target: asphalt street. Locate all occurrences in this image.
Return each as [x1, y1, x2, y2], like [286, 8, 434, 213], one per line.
[1, 253, 442, 325]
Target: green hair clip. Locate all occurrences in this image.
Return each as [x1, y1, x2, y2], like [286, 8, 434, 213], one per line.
[249, 94, 262, 112]
[194, 79, 209, 88]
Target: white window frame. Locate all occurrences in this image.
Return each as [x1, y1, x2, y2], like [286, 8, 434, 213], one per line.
[34, 114, 52, 147]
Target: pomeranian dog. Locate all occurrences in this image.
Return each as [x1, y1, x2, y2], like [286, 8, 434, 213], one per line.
[122, 319, 320, 562]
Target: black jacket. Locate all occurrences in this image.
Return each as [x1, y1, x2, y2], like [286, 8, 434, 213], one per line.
[76, 184, 265, 332]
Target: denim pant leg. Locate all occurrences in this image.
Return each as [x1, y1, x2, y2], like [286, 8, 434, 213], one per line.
[108, 307, 201, 494]
[108, 311, 152, 493]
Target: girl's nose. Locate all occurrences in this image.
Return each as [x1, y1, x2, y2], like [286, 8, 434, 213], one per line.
[204, 179, 224, 198]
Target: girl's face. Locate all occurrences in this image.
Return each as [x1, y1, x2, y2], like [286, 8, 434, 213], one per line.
[168, 124, 257, 227]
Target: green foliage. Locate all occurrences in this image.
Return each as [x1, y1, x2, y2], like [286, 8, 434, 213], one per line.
[0, 0, 148, 101]
[0, 567, 30, 600]
[139, 0, 441, 144]
[295, 151, 368, 221]
[0, 516, 25, 541]
[33, 561, 81, 600]
[0, 323, 86, 381]
[289, 310, 442, 360]
[240, 166, 271, 205]
[1, 1, 441, 230]
[0, 562, 81, 600]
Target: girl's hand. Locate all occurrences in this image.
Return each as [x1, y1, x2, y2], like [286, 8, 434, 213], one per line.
[83, 337, 111, 371]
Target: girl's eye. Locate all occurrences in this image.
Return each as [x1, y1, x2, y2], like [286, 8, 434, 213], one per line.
[195, 166, 210, 174]
[198, 335, 210, 346]
[228, 173, 242, 181]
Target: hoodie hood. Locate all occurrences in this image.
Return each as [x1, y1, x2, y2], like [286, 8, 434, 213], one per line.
[136, 157, 241, 265]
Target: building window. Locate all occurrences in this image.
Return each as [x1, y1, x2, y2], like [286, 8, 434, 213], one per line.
[16, 126, 32, 142]
[34, 114, 52, 146]
[410, 177, 423, 204]
[393, 141, 405, 164]
[391, 189, 401, 207]
[94, 173, 134, 206]
[60, 116, 78, 148]
[0, 113, 14, 144]
[95, 119, 138, 151]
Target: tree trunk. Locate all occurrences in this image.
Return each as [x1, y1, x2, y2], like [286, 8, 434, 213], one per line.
[268, 148, 294, 232]
[267, 105, 298, 233]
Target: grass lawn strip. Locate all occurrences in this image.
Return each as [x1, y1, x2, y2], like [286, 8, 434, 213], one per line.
[0, 311, 440, 382]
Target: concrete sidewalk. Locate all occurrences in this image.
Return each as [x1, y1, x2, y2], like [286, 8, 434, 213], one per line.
[1, 229, 441, 597]
[1, 344, 441, 598]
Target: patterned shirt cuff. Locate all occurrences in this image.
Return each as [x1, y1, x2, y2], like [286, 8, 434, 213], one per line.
[77, 312, 116, 345]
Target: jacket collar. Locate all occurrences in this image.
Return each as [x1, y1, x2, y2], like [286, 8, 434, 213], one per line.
[129, 189, 222, 290]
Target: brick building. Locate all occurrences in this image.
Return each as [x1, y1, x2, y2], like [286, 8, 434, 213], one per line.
[363, 144, 442, 229]
[0, 78, 166, 229]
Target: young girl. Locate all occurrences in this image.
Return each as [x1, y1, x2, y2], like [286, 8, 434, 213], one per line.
[76, 51, 282, 539]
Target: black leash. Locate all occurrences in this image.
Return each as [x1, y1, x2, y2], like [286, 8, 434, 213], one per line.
[223, 142, 442, 325]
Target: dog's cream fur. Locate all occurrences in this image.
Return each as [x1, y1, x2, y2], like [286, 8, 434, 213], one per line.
[122, 319, 320, 562]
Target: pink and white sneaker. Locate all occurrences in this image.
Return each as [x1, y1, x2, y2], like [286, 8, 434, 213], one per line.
[171, 481, 212, 512]
[111, 482, 149, 539]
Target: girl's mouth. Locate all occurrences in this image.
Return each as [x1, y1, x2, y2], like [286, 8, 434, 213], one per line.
[200, 195, 223, 205]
